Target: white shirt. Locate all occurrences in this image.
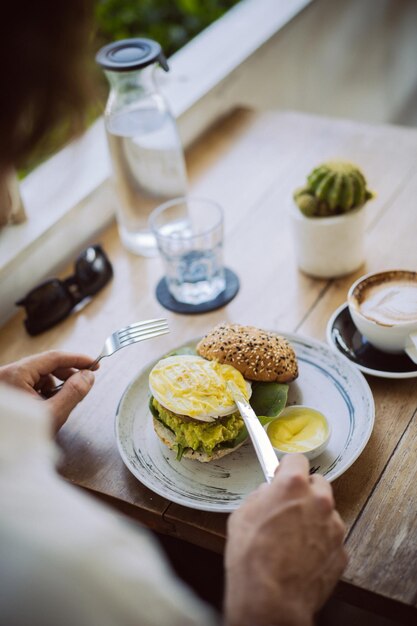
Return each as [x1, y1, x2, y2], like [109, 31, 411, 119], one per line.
[0, 383, 220, 626]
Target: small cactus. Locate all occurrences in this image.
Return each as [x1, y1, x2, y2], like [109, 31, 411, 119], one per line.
[294, 161, 374, 217]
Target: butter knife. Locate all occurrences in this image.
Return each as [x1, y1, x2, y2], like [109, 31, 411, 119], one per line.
[227, 381, 279, 483]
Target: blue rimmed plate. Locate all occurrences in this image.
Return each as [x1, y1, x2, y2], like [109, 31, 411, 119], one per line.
[115, 333, 375, 512]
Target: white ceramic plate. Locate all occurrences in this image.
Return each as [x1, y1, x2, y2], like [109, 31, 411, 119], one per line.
[115, 333, 375, 512]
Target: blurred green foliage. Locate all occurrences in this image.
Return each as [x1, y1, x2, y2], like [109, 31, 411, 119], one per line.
[21, 0, 240, 176]
[95, 0, 240, 57]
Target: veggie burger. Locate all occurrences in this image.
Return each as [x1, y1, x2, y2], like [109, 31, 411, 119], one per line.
[149, 323, 298, 462]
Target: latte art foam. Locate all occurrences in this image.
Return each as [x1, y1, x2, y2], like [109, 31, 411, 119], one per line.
[359, 280, 417, 325]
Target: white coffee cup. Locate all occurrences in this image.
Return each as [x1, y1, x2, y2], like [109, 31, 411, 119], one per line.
[347, 270, 417, 362]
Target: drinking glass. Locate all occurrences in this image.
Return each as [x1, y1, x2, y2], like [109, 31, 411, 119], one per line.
[149, 197, 226, 305]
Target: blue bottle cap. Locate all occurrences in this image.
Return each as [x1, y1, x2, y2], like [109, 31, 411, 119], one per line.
[96, 38, 169, 72]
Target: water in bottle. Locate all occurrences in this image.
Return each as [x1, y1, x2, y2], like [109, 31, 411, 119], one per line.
[97, 38, 187, 256]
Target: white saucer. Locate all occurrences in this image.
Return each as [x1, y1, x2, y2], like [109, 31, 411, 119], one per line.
[326, 303, 417, 379]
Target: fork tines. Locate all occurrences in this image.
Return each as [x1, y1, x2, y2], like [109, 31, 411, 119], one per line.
[118, 319, 169, 346]
[118, 318, 168, 338]
[119, 327, 170, 347]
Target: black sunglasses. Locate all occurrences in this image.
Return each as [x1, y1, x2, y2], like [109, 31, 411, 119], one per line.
[16, 245, 113, 335]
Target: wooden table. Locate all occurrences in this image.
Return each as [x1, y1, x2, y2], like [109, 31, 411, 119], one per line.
[1, 109, 417, 623]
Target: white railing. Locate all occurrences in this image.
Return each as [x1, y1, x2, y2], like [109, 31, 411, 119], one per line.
[1, 0, 417, 324]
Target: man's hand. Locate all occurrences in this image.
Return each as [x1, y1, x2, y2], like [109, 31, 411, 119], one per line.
[0, 351, 97, 432]
[225, 454, 347, 626]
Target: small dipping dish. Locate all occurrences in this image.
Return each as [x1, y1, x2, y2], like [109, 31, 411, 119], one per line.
[265, 405, 331, 460]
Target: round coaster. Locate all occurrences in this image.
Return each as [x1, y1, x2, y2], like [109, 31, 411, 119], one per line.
[155, 268, 240, 314]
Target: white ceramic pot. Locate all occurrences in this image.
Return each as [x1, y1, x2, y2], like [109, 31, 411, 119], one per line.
[289, 202, 366, 279]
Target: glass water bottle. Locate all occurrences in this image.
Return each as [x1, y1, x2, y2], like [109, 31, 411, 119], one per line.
[96, 38, 188, 256]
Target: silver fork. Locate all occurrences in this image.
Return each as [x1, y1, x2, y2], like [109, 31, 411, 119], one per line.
[47, 318, 169, 396]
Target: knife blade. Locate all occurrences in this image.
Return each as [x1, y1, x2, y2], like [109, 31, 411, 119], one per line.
[227, 381, 279, 483]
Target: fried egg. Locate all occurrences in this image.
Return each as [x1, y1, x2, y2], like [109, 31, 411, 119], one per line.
[149, 355, 252, 422]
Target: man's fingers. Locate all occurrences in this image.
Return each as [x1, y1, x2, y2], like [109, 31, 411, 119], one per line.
[47, 370, 95, 431]
[35, 374, 56, 394]
[272, 453, 310, 495]
[277, 453, 310, 476]
[24, 351, 96, 376]
[310, 473, 335, 513]
[52, 367, 77, 381]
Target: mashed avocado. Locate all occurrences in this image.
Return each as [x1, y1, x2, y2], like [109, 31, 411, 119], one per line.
[152, 398, 245, 455]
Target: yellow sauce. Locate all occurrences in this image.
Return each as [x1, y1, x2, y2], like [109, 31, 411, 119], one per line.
[267, 406, 329, 453]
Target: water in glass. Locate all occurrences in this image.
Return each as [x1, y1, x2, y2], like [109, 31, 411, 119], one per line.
[167, 246, 225, 305]
[151, 198, 226, 305]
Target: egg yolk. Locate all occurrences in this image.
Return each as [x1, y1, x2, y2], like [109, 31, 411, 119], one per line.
[267, 407, 328, 453]
[149, 355, 250, 418]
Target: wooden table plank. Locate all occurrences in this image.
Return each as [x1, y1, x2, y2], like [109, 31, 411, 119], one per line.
[346, 412, 417, 605]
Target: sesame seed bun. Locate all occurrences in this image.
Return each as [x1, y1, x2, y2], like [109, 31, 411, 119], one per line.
[196, 323, 298, 383]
